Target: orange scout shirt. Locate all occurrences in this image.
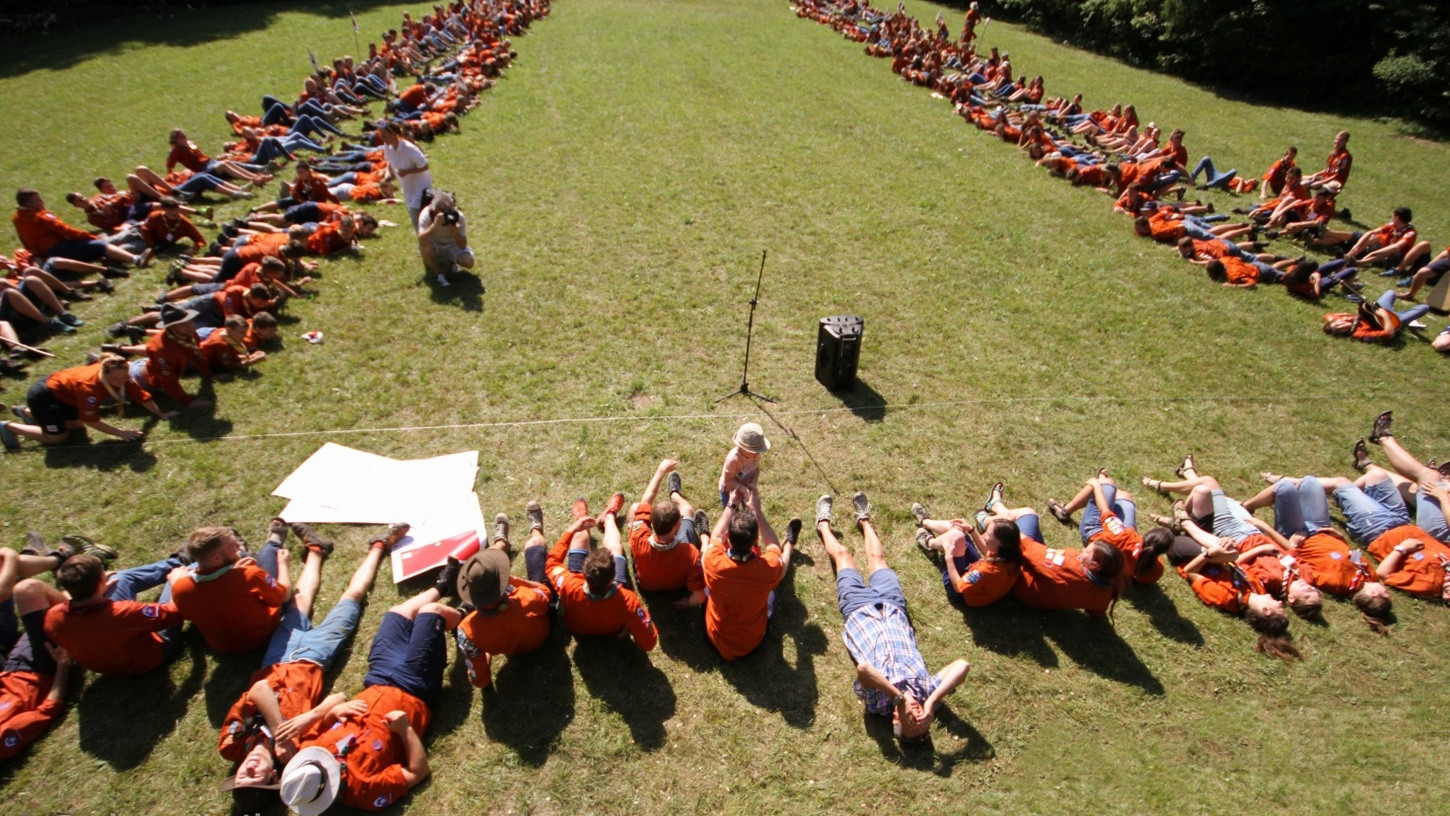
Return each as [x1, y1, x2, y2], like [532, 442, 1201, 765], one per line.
[1013, 537, 1115, 615]
[951, 558, 1019, 606]
[627, 502, 704, 592]
[453, 577, 553, 688]
[169, 562, 289, 652]
[1091, 512, 1163, 585]
[295, 685, 429, 811]
[12, 207, 95, 255]
[702, 544, 783, 659]
[0, 672, 61, 759]
[1291, 533, 1370, 596]
[1368, 525, 1449, 599]
[44, 363, 152, 422]
[545, 533, 657, 650]
[144, 329, 208, 404]
[217, 661, 325, 762]
[43, 598, 182, 675]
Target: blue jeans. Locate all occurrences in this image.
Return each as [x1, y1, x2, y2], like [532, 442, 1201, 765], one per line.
[1375, 289, 1430, 324]
[261, 598, 361, 670]
[45, 238, 108, 263]
[362, 611, 448, 706]
[1271, 477, 1333, 535]
[249, 137, 291, 165]
[1333, 478, 1411, 544]
[111, 555, 186, 658]
[174, 173, 227, 195]
[291, 114, 345, 139]
[1191, 156, 1237, 189]
[1079, 484, 1136, 544]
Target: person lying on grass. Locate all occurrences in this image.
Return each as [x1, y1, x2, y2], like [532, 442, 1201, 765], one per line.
[815, 492, 969, 745]
[1, 354, 175, 450]
[12, 188, 152, 270]
[1047, 470, 1172, 586]
[43, 548, 188, 676]
[1355, 410, 1450, 543]
[0, 273, 88, 336]
[910, 487, 1024, 609]
[0, 545, 82, 760]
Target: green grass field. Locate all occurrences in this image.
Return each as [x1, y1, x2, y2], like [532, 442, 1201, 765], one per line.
[2, 1, 1450, 813]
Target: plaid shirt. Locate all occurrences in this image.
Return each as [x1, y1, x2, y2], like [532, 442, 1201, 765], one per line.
[842, 601, 939, 716]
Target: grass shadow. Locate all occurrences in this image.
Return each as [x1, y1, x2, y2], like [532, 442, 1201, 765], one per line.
[167, 380, 235, 442]
[826, 377, 888, 423]
[426, 270, 486, 313]
[1039, 613, 1165, 695]
[77, 645, 206, 770]
[425, 657, 475, 740]
[648, 592, 718, 673]
[714, 575, 827, 730]
[0, 1, 408, 80]
[571, 635, 676, 751]
[202, 648, 262, 728]
[40, 436, 158, 472]
[1123, 583, 1204, 646]
[862, 701, 995, 776]
[479, 627, 575, 767]
[947, 581, 1059, 668]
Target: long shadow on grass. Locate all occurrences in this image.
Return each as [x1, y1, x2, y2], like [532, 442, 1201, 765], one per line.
[825, 378, 888, 423]
[0, 1, 408, 80]
[1124, 583, 1204, 646]
[715, 575, 828, 730]
[165, 380, 236, 442]
[479, 627, 575, 766]
[426, 270, 486, 313]
[939, 572, 1059, 668]
[1039, 614, 1165, 695]
[572, 635, 675, 750]
[77, 645, 206, 769]
[203, 649, 262, 728]
[862, 702, 994, 776]
[40, 436, 158, 472]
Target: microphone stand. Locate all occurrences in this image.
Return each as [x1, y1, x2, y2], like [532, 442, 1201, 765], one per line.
[715, 249, 776, 404]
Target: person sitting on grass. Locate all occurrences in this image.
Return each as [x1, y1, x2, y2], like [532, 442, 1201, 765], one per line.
[626, 459, 707, 594]
[217, 526, 401, 804]
[453, 505, 554, 690]
[138, 196, 206, 255]
[815, 492, 970, 745]
[1047, 470, 1171, 585]
[910, 488, 1023, 608]
[1343, 207, 1418, 271]
[677, 485, 799, 660]
[1258, 147, 1297, 200]
[1238, 474, 1394, 633]
[12, 189, 152, 270]
[0, 546, 78, 760]
[545, 495, 657, 651]
[417, 190, 472, 287]
[278, 582, 460, 813]
[165, 128, 272, 187]
[1, 354, 176, 450]
[168, 521, 295, 654]
[43, 548, 188, 676]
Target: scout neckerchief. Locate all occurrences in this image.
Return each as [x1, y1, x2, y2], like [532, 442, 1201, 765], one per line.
[222, 331, 249, 359]
[168, 327, 201, 355]
[99, 373, 128, 416]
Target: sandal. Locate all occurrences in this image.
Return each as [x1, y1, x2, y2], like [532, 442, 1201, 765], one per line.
[1047, 499, 1073, 526]
[1173, 454, 1195, 478]
[981, 482, 1003, 513]
[1141, 477, 1167, 495]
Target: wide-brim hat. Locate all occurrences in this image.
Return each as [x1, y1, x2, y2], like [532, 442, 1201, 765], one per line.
[279, 746, 341, 816]
[157, 303, 198, 329]
[733, 422, 770, 453]
[458, 548, 510, 609]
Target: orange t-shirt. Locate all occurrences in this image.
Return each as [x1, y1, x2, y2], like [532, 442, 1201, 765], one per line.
[0, 672, 61, 759]
[169, 562, 289, 652]
[1292, 533, 1369, 596]
[1013, 538, 1114, 615]
[296, 685, 428, 811]
[703, 544, 783, 659]
[951, 558, 1019, 606]
[1368, 525, 1449, 599]
[217, 661, 324, 762]
[43, 598, 182, 675]
[1222, 256, 1260, 286]
[1091, 512, 1162, 585]
[12, 208, 95, 255]
[44, 363, 152, 422]
[306, 222, 349, 256]
[626, 502, 704, 592]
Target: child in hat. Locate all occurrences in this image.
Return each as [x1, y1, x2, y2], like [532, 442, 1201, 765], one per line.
[718, 422, 770, 508]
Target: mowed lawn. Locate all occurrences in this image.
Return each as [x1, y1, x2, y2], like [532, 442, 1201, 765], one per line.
[3, 1, 1450, 814]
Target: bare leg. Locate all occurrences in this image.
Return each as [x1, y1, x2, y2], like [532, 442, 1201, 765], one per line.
[1, 289, 55, 322]
[858, 518, 888, 576]
[338, 546, 385, 604]
[1378, 435, 1437, 484]
[292, 550, 325, 620]
[1060, 483, 1095, 514]
[12, 577, 66, 614]
[816, 519, 857, 573]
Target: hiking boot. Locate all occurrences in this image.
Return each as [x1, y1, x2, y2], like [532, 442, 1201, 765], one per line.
[915, 528, 936, 554]
[95, 277, 114, 294]
[667, 471, 682, 496]
[60, 534, 118, 563]
[434, 556, 461, 598]
[493, 513, 510, 547]
[1047, 499, 1073, 526]
[910, 502, 929, 528]
[526, 500, 544, 532]
[1351, 439, 1372, 472]
[784, 517, 802, 548]
[290, 522, 334, 557]
[369, 522, 411, 553]
[106, 321, 130, 338]
[134, 248, 154, 269]
[21, 531, 49, 557]
[596, 492, 625, 526]
[101, 266, 131, 279]
[815, 495, 833, 525]
[572, 497, 589, 521]
[62, 288, 92, 303]
[693, 510, 710, 536]
[1369, 411, 1393, 444]
[851, 491, 871, 524]
[99, 344, 128, 356]
[268, 517, 290, 543]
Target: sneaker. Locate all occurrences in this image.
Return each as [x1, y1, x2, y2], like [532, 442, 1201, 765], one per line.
[1351, 439, 1371, 472]
[1369, 411, 1393, 444]
[369, 522, 411, 552]
[84, 352, 101, 365]
[1397, 277, 1414, 287]
[141, 304, 160, 314]
[134, 248, 154, 269]
[11, 405, 32, 422]
[62, 288, 92, 303]
[815, 494, 833, 525]
[289, 522, 334, 557]
[47, 318, 77, 335]
[910, 502, 929, 528]
[1378, 268, 1397, 277]
[851, 491, 871, 523]
[434, 556, 461, 597]
[915, 527, 936, 554]
[106, 321, 130, 338]
[667, 471, 682, 496]
[1047, 499, 1073, 526]
[435, 272, 450, 287]
[101, 266, 131, 279]
[95, 277, 114, 294]
[1, 421, 21, 451]
[1408, 319, 1427, 330]
[693, 509, 710, 535]
[165, 267, 183, 286]
[60, 534, 118, 563]
[784, 517, 802, 547]
[58, 313, 83, 328]
[493, 513, 510, 546]
[526, 500, 544, 532]
[596, 492, 625, 525]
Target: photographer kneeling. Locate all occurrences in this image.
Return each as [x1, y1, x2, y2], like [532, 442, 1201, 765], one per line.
[417, 190, 475, 288]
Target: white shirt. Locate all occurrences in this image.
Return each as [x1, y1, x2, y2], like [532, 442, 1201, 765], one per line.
[381, 138, 432, 210]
